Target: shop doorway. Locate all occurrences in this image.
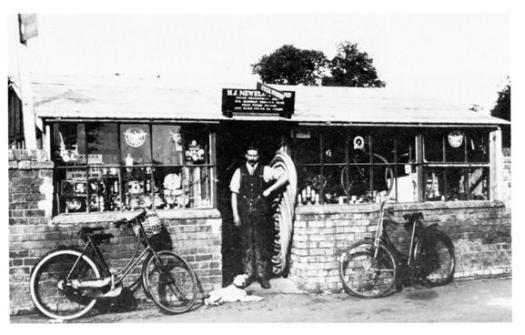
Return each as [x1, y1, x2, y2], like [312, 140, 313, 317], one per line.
[216, 121, 292, 285]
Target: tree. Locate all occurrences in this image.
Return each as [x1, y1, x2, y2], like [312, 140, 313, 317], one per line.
[252, 42, 385, 87]
[490, 82, 511, 147]
[251, 45, 328, 85]
[322, 42, 385, 87]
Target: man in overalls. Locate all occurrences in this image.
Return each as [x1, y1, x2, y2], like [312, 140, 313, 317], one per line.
[229, 145, 288, 289]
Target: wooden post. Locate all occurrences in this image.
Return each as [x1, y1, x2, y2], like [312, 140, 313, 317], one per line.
[415, 134, 424, 202]
[43, 124, 51, 160]
[489, 127, 502, 201]
[210, 132, 217, 208]
[14, 18, 38, 149]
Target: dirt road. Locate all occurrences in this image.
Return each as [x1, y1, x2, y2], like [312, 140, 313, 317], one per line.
[11, 277, 511, 323]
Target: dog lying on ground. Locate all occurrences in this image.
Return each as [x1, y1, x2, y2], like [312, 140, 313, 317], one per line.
[204, 274, 264, 306]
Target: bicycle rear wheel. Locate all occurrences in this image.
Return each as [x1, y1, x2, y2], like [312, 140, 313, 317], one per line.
[339, 240, 397, 298]
[29, 249, 101, 320]
[142, 250, 198, 314]
[417, 231, 455, 287]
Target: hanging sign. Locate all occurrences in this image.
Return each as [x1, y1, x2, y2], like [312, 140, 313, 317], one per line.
[257, 82, 285, 100]
[222, 87, 295, 118]
[18, 14, 38, 43]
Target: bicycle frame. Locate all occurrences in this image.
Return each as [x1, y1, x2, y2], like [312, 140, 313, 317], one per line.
[372, 201, 421, 268]
[66, 216, 158, 287]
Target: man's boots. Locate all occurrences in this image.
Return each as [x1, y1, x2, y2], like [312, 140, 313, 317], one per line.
[260, 278, 271, 289]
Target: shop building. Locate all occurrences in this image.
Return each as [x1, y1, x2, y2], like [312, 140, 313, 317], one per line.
[9, 74, 511, 312]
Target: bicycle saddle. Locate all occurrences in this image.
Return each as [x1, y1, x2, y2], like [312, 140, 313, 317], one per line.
[402, 212, 424, 225]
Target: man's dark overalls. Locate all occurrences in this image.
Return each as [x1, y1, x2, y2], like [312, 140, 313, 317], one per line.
[238, 164, 272, 280]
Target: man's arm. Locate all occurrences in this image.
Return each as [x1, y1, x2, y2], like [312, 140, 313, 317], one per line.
[231, 192, 241, 227]
[229, 168, 241, 227]
[262, 169, 289, 198]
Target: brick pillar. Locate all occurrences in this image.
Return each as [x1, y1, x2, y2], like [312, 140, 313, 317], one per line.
[9, 149, 54, 313]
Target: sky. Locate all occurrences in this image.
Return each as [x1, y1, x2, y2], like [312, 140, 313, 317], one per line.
[8, 13, 509, 112]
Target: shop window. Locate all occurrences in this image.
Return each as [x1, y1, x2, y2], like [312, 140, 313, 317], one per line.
[52, 122, 215, 214]
[293, 127, 490, 205]
[293, 127, 417, 205]
[423, 130, 490, 202]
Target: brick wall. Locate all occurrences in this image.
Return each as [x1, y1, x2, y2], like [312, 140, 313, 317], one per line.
[8, 149, 54, 224]
[289, 201, 511, 293]
[8, 149, 222, 315]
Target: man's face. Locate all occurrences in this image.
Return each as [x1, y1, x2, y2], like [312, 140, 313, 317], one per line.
[245, 149, 259, 166]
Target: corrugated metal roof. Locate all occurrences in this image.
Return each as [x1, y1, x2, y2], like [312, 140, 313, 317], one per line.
[30, 74, 508, 126]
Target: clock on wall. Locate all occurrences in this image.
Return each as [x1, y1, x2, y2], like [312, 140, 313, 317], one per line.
[447, 131, 464, 148]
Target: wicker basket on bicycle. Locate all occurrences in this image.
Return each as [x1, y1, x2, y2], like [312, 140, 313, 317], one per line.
[138, 210, 172, 251]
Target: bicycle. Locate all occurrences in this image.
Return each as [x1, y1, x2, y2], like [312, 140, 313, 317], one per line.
[339, 201, 455, 298]
[340, 152, 394, 199]
[29, 209, 198, 320]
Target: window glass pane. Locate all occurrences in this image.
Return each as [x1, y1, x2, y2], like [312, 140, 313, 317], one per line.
[396, 132, 416, 164]
[121, 167, 154, 210]
[292, 128, 320, 164]
[341, 164, 371, 203]
[182, 125, 210, 165]
[296, 166, 322, 205]
[86, 123, 119, 164]
[467, 167, 489, 200]
[423, 167, 445, 201]
[445, 167, 467, 200]
[348, 132, 370, 162]
[86, 167, 122, 211]
[152, 166, 213, 209]
[186, 166, 212, 207]
[152, 125, 185, 165]
[371, 130, 396, 164]
[423, 167, 469, 201]
[156, 166, 186, 209]
[322, 128, 346, 163]
[57, 168, 88, 213]
[373, 163, 395, 198]
[120, 124, 151, 164]
[322, 165, 346, 204]
[390, 164, 418, 202]
[424, 133, 443, 162]
[51, 123, 87, 165]
[466, 131, 489, 163]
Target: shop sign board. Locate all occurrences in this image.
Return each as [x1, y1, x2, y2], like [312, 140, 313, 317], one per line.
[222, 87, 295, 118]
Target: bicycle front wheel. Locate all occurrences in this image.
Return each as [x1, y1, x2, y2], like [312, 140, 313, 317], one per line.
[29, 249, 101, 320]
[417, 231, 455, 287]
[339, 240, 397, 298]
[142, 250, 198, 314]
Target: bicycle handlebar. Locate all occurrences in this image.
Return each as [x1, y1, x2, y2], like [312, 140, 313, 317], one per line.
[114, 208, 147, 228]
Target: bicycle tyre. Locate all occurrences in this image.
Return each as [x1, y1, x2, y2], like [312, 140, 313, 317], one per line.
[339, 240, 397, 298]
[416, 231, 455, 287]
[29, 249, 101, 320]
[142, 250, 198, 314]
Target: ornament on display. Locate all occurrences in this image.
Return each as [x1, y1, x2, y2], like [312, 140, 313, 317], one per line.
[169, 131, 183, 151]
[124, 127, 148, 148]
[185, 140, 205, 163]
[58, 132, 80, 163]
[353, 136, 366, 151]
